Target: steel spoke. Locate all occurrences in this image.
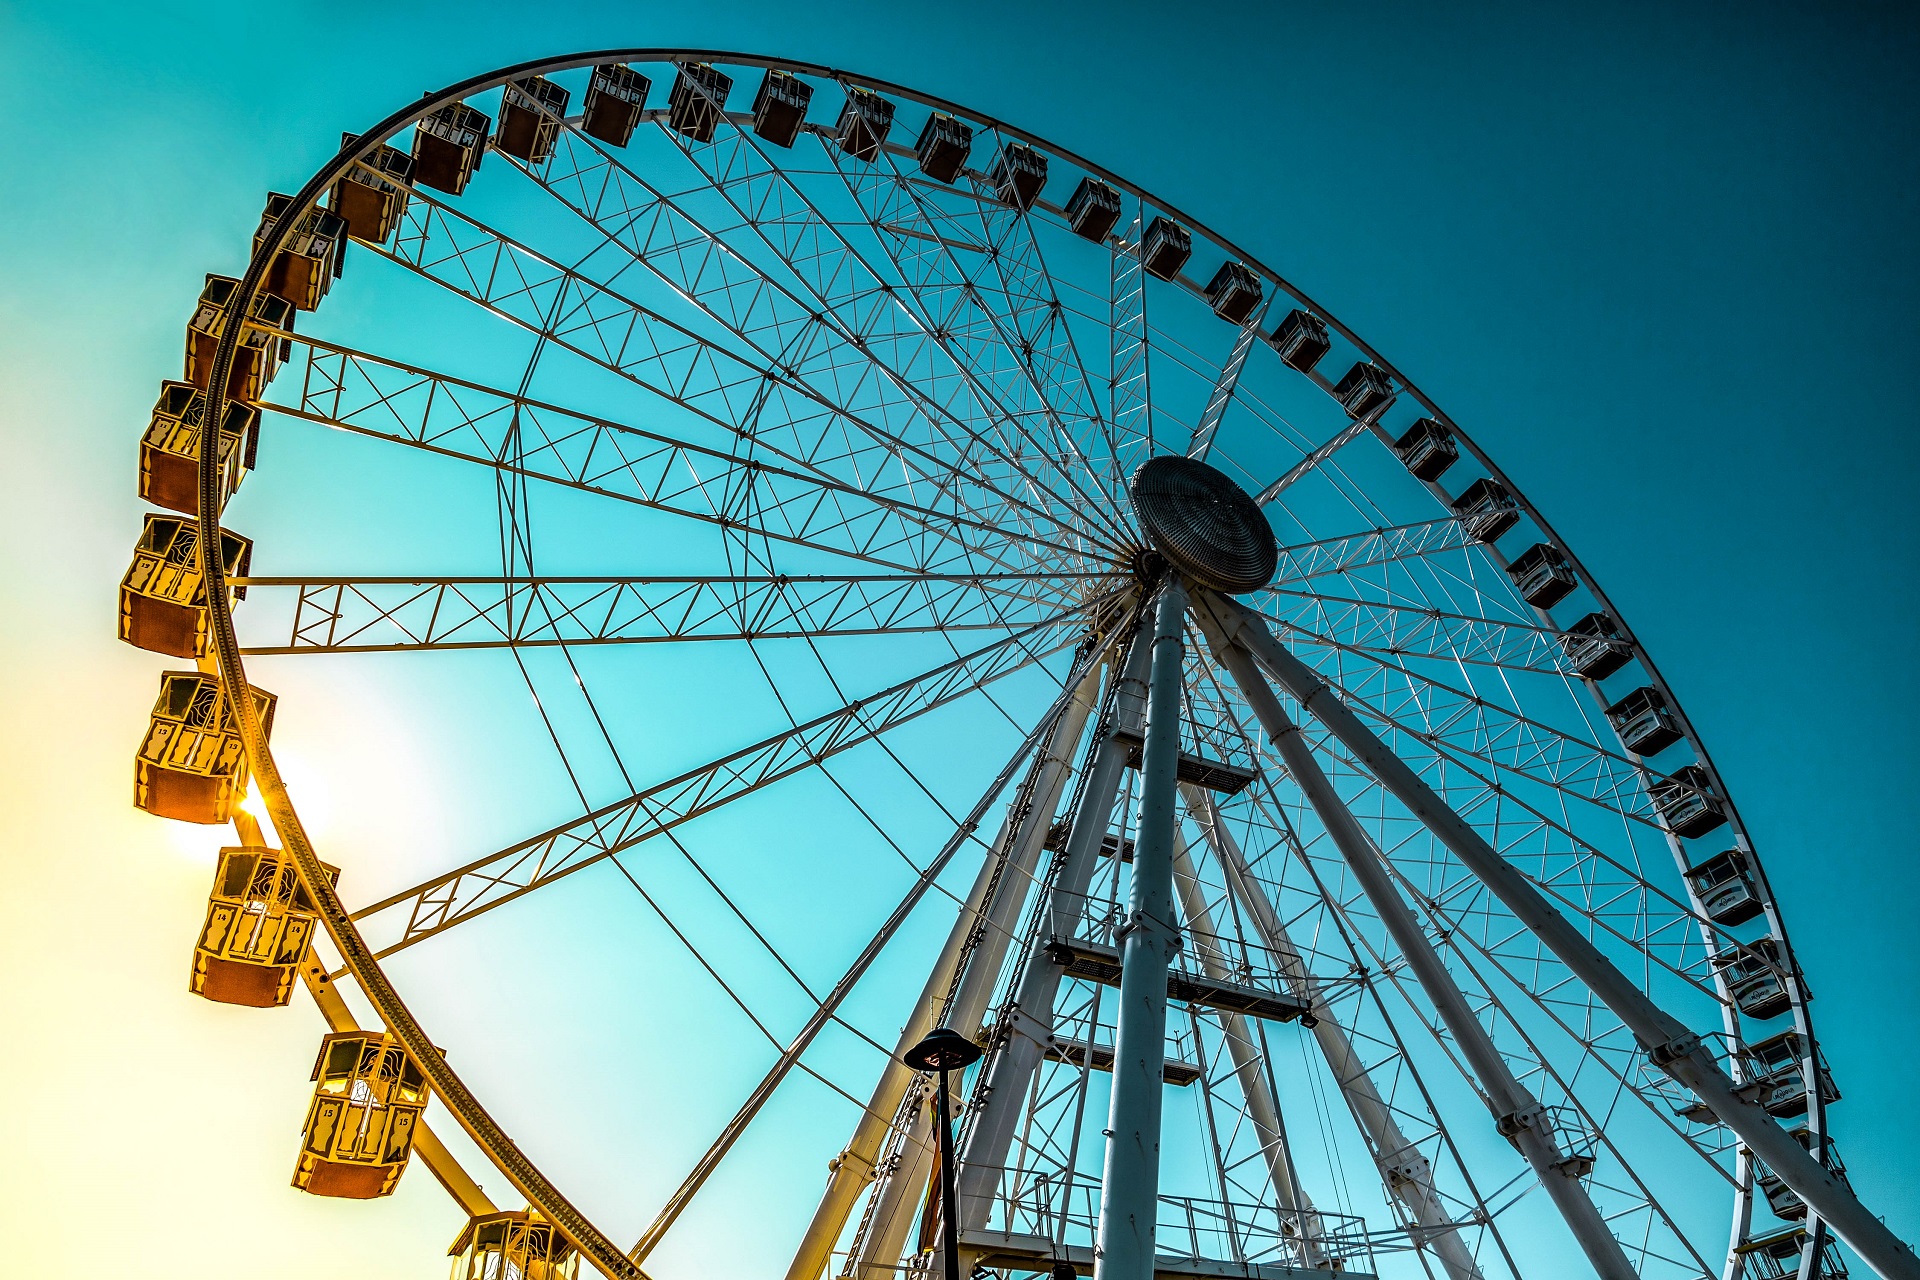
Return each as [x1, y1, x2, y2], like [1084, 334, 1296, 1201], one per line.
[348, 607, 1102, 955]
[816, 126, 1139, 548]
[630, 638, 1107, 1262]
[269, 334, 1094, 577]
[1258, 589, 1566, 674]
[493, 119, 1121, 558]
[236, 571, 1107, 654]
[1275, 621, 1670, 828]
[359, 169, 1128, 566]
[1271, 517, 1478, 584]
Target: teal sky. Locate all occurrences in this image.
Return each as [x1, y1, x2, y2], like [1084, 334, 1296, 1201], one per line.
[2, 2, 1915, 1277]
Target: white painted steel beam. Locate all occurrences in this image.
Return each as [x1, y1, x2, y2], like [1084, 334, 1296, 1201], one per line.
[1169, 827, 1319, 1266]
[846, 652, 1106, 1278]
[953, 614, 1157, 1229]
[1194, 596, 1639, 1280]
[1096, 581, 1190, 1280]
[1179, 785, 1484, 1280]
[1200, 588, 1920, 1280]
[784, 651, 1107, 1280]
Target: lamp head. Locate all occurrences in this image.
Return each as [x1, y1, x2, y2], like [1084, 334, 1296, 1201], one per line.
[903, 1026, 984, 1072]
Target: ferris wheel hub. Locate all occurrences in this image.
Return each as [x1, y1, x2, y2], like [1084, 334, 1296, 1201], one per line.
[1128, 455, 1278, 593]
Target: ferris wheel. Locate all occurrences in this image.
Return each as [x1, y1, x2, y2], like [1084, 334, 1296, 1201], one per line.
[118, 48, 1917, 1280]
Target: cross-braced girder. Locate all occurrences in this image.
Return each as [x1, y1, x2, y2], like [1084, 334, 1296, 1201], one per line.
[350, 611, 1098, 956]
[497, 120, 1133, 559]
[358, 172, 1129, 574]
[237, 571, 1108, 654]
[269, 335, 1091, 579]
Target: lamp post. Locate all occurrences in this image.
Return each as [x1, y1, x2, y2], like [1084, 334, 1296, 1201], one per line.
[904, 1026, 985, 1280]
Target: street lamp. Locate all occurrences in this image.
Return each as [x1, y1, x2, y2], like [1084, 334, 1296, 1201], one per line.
[903, 1026, 985, 1280]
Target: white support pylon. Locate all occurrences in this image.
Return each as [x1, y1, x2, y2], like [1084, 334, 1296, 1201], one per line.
[1196, 598, 1641, 1280]
[953, 613, 1158, 1230]
[1180, 783, 1486, 1280]
[1095, 579, 1189, 1280]
[846, 652, 1109, 1278]
[1198, 587, 1920, 1280]
[1168, 825, 1321, 1269]
[847, 1081, 939, 1279]
[786, 653, 1107, 1280]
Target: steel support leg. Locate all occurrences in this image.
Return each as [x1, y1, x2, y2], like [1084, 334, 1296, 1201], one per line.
[786, 811, 1019, 1280]
[954, 613, 1158, 1228]
[850, 1089, 938, 1279]
[1181, 783, 1485, 1280]
[1200, 588, 1920, 1280]
[948, 655, 1107, 1037]
[1196, 601, 1639, 1280]
[847, 658, 1108, 1277]
[785, 658, 1106, 1280]
[1095, 579, 1189, 1280]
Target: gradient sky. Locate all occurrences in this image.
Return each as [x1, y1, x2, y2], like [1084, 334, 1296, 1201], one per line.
[2, 2, 1917, 1277]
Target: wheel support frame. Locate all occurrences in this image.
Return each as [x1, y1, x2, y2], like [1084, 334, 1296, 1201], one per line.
[1195, 588, 1920, 1280]
[1195, 597, 1638, 1280]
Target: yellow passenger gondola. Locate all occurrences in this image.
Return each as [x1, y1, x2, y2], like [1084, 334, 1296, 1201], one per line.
[191, 846, 337, 1007]
[253, 192, 347, 312]
[137, 380, 259, 514]
[133, 671, 275, 823]
[328, 137, 414, 244]
[295, 1031, 431, 1199]
[118, 514, 250, 659]
[184, 274, 294, 403]
[411, 101, 489, 195]
[449, 1211, 580, 1280]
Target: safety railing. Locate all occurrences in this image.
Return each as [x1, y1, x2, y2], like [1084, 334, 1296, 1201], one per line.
[1052, 890, 1312, 1003]
[957, 1162, 1375, 1273]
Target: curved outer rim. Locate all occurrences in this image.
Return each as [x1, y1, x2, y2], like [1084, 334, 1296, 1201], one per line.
[193, 46, 1822, 1274]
